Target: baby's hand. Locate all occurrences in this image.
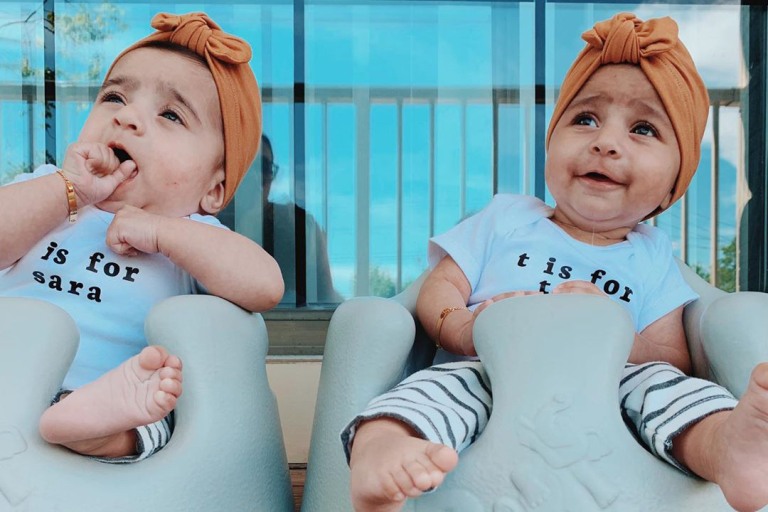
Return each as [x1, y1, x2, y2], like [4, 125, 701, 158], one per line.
[106, 205, 163, 256]
[552, 280, 605, 296]
[61, 142, 136, 206]
[474, 290, 542, 316]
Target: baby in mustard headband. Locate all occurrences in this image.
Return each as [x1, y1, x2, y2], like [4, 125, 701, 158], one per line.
[342, 13, 768, 512]
[0, 13, 283, 462]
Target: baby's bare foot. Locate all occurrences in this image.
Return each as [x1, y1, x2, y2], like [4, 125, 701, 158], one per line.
[39, 346, 182, 449]
[349, 418, 459, 512]
[712, 363, 768, 512]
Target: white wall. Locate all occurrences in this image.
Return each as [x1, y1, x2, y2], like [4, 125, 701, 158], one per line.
[266, 357, 322, 463]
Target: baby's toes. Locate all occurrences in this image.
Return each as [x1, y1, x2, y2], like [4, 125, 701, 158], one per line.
[425, 443, 459, 473]
[165, 354, 183, 371]
[380, 472, 406, 502]
[750, 363, 768, 391]
[403, 460, 434, 492]
[159, 366, 182, 383]
[159, 377, 183, 398]
[390, 465, 423, 498]
[154, 389, 178, 411]
[138, 345, 168, 371]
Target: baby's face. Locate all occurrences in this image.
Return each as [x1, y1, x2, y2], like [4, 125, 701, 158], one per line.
[79, 47, 225, 217]
[545, 64, 680, 234]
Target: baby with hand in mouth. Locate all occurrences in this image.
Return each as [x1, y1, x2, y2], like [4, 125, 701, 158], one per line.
[0, 12, 283, 462]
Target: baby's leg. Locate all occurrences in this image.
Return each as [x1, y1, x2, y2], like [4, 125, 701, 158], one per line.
[342, 361, 490, 511]
[672, 363, 768, 512]
[39, 345, 182, 458]
[349, 418, 458, 512]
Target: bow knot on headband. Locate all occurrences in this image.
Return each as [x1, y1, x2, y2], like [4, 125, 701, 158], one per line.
[150, 12, 252, 65]
[584, 12, 677, 64]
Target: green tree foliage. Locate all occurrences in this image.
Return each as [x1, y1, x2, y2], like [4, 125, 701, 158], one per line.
[692, 237, 737, 292]
[57, 4, 125, 45]
[369, 266, 396, 298]
[716, 238, 737, 292]
[1, 4, 126, 80]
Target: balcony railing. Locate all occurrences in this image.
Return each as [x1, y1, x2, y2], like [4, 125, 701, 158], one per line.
[1, 83, 744, 297]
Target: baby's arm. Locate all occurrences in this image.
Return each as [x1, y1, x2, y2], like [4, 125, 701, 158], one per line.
[554, 281, 692, 373]
[106, 206, 284, 312]
[627, 306, 692, 374]
[0, 172, 74, 269]
[0, 142, 134, 269]
[416, 256, 476, 355]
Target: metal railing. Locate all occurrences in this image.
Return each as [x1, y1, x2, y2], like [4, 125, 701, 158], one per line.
[1, 83, 744, 296]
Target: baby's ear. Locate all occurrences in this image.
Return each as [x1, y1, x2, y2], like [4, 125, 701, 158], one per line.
[200, 178, 225, 215]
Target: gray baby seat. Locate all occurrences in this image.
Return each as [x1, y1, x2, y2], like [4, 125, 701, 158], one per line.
[0, 295, 293, 512]
[302, 261, 768, 511]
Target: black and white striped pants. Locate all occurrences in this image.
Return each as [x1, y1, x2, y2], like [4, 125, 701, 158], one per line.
[52, 390, 175, 463]
[341, 361, 738, 474]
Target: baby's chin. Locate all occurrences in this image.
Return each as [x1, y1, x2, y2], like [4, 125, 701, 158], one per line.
[94, 175, 135, 212]
[553, 208, 638, 241]
[94, 197, 125, 214]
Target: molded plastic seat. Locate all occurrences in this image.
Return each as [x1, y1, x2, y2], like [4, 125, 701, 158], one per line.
[0, 295, 293, 512]
[302, 261, 768, 511]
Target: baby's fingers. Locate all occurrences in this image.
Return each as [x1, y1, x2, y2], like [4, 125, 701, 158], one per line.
[84, 145, 121, 177]
[552, 280, 604, 296]
[474, 290, 540, 315]
[109, 159, 137, 185]
[108, 240, 139, 257]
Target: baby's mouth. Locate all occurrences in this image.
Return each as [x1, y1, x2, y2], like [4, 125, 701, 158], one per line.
[584, 171, 612, 182]
[111, 147, 138, 179]
[581, 171, 622, 186]
[112, 147, 132, 164]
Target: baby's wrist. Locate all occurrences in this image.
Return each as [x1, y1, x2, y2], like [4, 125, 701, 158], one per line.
[438, 307, 475, 355]
[55, 170, 78, 223]
[458, 318, 477, 356]
[153, 215, 178, 258]
[58, 167, 93, 208]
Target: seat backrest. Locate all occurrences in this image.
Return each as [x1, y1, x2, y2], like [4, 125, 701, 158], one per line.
[0, 295, 294, 512]
[676, 260, 768, 398]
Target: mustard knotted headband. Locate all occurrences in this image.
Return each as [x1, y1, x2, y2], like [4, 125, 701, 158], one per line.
[105, 12, 262, 208]
[547, 13, 709, 217]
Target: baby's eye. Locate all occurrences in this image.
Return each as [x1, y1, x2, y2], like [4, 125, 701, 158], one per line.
[160, 109, 183, 125]
[632, 122, 657, 137]
[573, 113, 597, 127]
[100, 91, 124, 104]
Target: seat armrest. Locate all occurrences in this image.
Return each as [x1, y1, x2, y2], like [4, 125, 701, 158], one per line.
[0, 297, 79, 426]
[0, 294, 294, 511]
[677, 259, 768, 396]
[143, 294, 294, 511]
[697, 292, 768, 398]
[391, 271, 429, 314]
[303, 296, 418, 512]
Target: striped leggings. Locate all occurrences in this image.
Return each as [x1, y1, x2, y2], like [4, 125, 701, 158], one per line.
[52, 390, 174, 463]
[341, 361, 738, 474]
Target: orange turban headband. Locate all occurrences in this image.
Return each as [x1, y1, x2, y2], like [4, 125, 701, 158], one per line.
[547, 13, 709, 216]
[106, 12, 262, 208]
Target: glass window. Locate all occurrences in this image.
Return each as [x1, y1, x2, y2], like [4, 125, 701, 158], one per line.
[1, 1, 765, 328]
[0, 2, 45, 184]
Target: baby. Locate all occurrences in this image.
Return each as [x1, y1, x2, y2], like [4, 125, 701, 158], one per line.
[0, 12, 283, 462]
[342, 13, 768, 512]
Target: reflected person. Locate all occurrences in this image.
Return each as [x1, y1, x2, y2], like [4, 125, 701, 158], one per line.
[260, 134, 341, 304]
